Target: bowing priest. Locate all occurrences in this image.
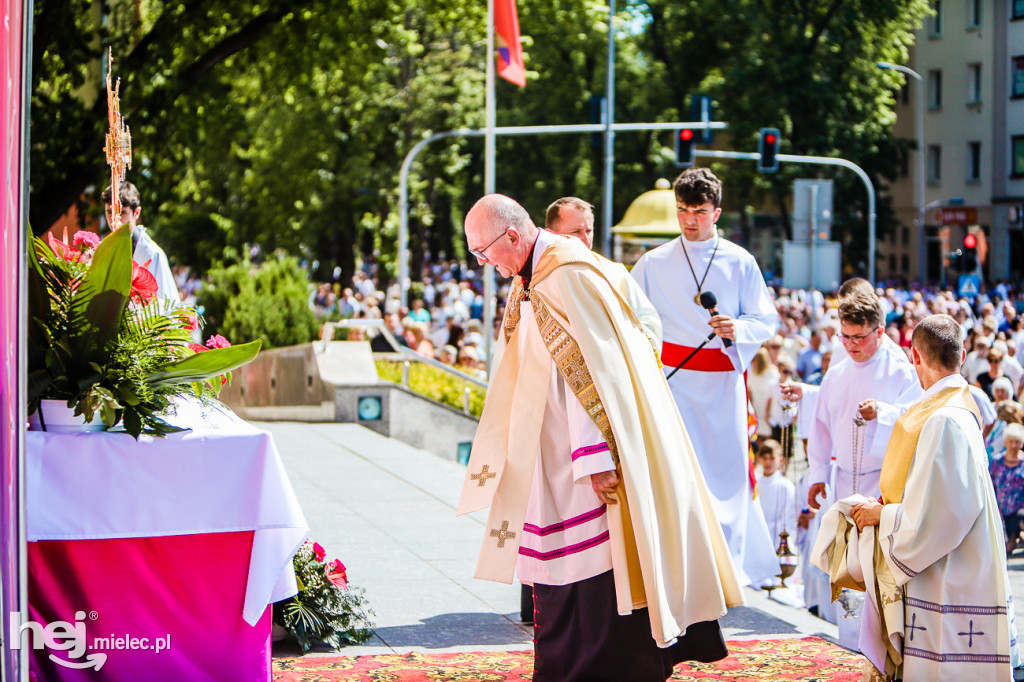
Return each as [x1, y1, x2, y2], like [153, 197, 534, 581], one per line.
[458, 194, 742, 682]
[822, 314, 1019, 680]
[629, 167, 780, 586]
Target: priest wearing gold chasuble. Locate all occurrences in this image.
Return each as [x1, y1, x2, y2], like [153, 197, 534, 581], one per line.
[815, 314, 1020, 681]
[458, 195, 743, 682]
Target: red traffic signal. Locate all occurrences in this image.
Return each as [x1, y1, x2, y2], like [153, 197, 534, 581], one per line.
[674, 129, 695, 168]
[963, 234, 977, 249]
[758, 128, 780, 172]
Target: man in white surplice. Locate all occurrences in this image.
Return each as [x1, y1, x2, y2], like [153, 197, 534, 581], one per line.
[806, 292, 922, 513]
[833, 314, 1020, 680]
[630, 167, 779, 586]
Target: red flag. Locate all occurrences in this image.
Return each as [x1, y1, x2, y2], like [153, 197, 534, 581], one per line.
[494, 0, 526, 87]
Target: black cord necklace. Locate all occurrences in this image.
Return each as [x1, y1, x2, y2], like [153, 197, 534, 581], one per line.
[679, 235, 720, 306]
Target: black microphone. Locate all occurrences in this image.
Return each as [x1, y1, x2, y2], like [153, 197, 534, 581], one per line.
[699, 291, 733, 348]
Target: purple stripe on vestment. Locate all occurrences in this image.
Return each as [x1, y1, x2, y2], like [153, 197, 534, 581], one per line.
[518, 531, 610, 561]
[905, 597, 1007, 615]
[571, 443, 610, 462]
[903, 647, 1010, 664]
[523, 506, 607, 537]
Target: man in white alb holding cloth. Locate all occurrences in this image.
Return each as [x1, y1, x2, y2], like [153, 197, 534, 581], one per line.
[458, 194, 742, 682]
[630, 167, 780, 586]
[817, 314, 1019, 681]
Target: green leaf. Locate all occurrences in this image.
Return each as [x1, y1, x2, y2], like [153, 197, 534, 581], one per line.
[69, 227, 132, 363]
[145, 339, 261, 388]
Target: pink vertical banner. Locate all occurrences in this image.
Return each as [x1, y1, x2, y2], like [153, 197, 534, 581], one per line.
[1, 0, 28, 680]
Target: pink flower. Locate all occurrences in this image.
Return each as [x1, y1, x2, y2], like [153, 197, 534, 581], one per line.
[206, 334, 231, 349]
[181, 311, 199, 332]
[325, 559, 348, 589]
[188, 343, 208, 354]
[130, 261, 158, 303]
[72, 230, 100, 250]
[313, 542, 326, 562]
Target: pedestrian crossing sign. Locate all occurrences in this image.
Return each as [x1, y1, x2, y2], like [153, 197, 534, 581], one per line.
[958, 274, 981, 299]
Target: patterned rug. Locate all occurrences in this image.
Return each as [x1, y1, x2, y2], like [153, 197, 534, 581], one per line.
[273, 637, 864, 681]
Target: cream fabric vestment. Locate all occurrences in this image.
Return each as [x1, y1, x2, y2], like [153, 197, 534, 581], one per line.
[815, 374, 1018, 681]
[458, 232, 742, 646]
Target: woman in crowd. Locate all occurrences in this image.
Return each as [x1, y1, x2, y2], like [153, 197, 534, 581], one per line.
[990, 423, 1024, 555]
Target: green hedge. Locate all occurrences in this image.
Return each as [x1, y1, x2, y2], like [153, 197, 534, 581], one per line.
[376, 360, 485, 418]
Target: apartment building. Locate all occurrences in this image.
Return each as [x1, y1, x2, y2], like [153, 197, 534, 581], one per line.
[882, 0, 1024, 284]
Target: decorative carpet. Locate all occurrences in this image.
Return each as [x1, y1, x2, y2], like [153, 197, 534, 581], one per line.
[272, 636, 864, 681]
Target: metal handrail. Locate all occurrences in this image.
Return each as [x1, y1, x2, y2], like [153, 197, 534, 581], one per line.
[320, 319, 489, 391]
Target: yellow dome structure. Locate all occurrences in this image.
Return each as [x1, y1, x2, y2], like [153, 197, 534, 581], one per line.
[611, 179, 680, 264]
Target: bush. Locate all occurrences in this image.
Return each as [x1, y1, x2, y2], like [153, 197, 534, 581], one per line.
[199, 255, 319, 349]
[376, 360, 485, 417]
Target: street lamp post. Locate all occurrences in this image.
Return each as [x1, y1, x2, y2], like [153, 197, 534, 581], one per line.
[877, 62, 926, 285]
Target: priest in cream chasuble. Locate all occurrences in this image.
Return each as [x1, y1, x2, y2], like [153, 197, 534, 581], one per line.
[819, 314, 1019, 681]
[458, 195, 742, 681]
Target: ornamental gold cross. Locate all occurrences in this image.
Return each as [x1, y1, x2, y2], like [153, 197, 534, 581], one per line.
[489, 520, 516, 548]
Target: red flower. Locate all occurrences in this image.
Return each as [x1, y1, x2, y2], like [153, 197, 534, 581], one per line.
[130, 261, 158, 303]
[325, 559, 348, 589]
[46, 229, 79, 262]
[188, 343, 208, 354]
[206, 334, 231, 349]
[72, 230, 100, 250]
[313, 542, 326, 562]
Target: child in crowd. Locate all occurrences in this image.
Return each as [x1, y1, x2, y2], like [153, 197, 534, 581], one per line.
[990, 423, 1024, 555]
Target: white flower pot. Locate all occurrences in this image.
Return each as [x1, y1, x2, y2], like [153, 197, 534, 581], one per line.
[28, 400, 107, 433]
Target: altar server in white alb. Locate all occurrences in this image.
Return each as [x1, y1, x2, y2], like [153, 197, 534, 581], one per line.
[831, 314, 1019, 680]
[458, 194, 742, 682]
[805, 292, 922, 512]
[630, 167, 780, 586]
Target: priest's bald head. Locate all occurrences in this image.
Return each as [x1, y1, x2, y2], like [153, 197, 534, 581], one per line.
[911, 314, 967, 390]
[465, 194, 540, 279]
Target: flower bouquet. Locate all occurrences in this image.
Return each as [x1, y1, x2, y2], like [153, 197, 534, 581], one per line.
[27, 225, 260, 437]
[277, 540, 374, 652]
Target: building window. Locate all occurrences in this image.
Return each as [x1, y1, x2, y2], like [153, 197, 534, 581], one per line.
[968, 142, 981, 181]
[1015, 0, 1024, 19]
[901, 254, 911, 272]
[929, 0, 943, 34]
[967, 63, 982, 104]
[1013, 136, 1024, 177]
[928, 145, 942, 182]
[900, 82, 910, 106]
[928, 69, 943, 108]
[1014, 57, 1024, 98]
[967, 0, 982, 27]
[889, 254, 897, 272]
[902, 227, 911, 246]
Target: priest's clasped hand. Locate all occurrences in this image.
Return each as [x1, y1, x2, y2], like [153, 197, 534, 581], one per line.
[591, 470, 620, 505]
[708, 314, 736, 342]
[851, 499, 882, 531]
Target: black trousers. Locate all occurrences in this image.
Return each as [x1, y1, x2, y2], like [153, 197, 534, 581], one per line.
[532, 570, 728, 682]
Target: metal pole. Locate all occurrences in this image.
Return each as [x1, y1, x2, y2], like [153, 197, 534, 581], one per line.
[809, 183, 818, 290]
[601, 0, 615, 258]
[483, 0, 497, 366]
[694, 149, 878, 282]
[877, 62, 925, 283]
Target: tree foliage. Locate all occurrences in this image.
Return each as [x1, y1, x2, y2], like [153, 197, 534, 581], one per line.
[31, 0, 929, 281]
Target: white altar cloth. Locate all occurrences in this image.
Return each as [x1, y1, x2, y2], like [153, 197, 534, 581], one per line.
[26, 398, 309, 625]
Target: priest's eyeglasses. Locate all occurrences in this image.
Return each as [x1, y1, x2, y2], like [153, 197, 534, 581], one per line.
[840, 329, 877, 345]
[469, 228, 510, 263]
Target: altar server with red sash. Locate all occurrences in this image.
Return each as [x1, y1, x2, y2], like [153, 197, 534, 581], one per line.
[817, 314, 1019, 680]
[630, 167, 780, 586]
[459, 194, 742, 682]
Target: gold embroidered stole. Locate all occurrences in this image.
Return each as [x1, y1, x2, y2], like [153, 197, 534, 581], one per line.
[879, 385, 980, 504]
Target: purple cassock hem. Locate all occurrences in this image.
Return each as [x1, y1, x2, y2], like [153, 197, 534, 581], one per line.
[523, 506, 607, 537]
[519, 530, 610, 561]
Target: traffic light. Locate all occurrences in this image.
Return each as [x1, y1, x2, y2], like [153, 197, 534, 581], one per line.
[758, 128, 780, 172]
[691, 95, 713, 143]
[674, 128, 695, 168]
[962, 233, 978, 272]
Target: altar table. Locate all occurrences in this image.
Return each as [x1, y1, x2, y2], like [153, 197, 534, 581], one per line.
[25, 400, 309, 681]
